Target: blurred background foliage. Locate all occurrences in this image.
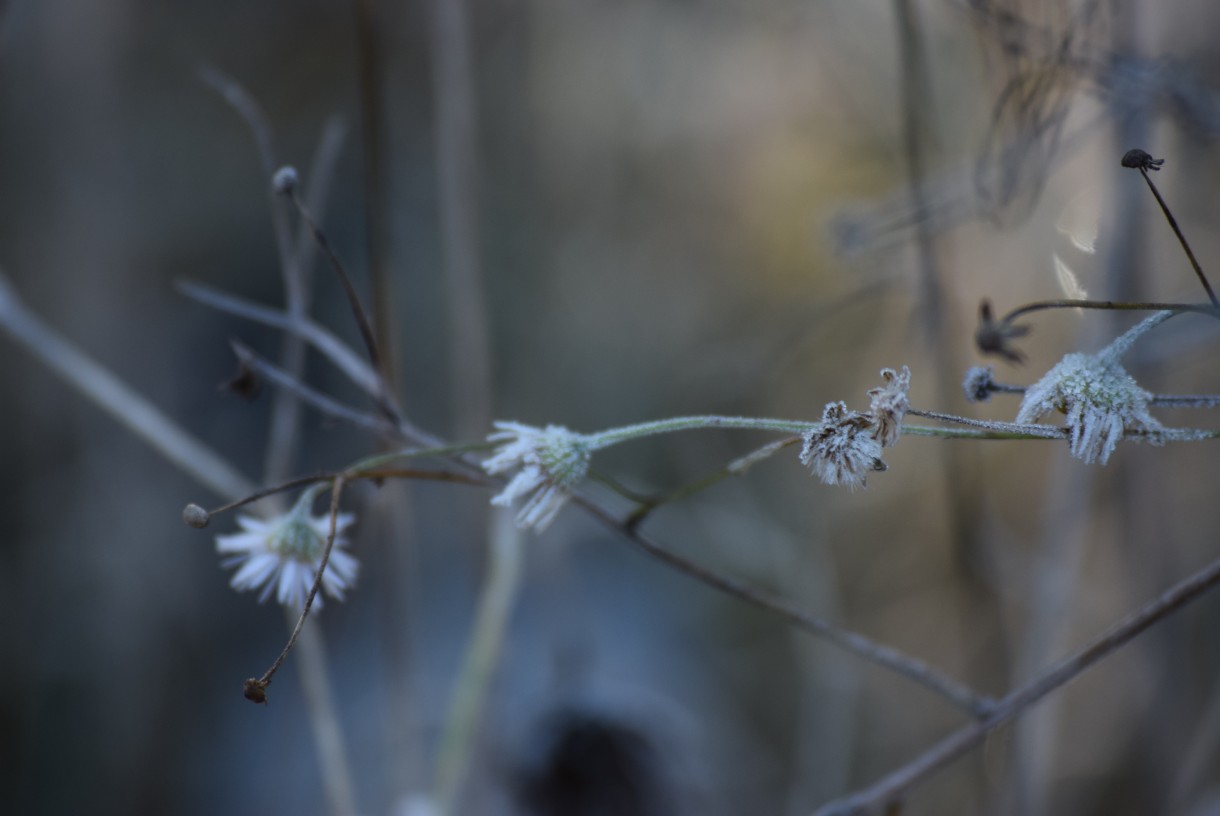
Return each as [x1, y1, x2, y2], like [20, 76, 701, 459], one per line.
[2, 0, 1220, 814]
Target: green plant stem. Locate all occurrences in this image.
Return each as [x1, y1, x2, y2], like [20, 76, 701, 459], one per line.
[586, 415, 815, 450]
[432, 512, 525, 815]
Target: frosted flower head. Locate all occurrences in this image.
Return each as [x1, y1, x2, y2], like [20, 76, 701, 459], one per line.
[215, 485, 358, 611]
[1015, 352, 1163, 465]
[962, 366, 996, 403]
[867, 365, 911, 447]
[483, 421, 591, 531]
[800, 402, 887, 489]
[1015, 312, 1174, 465]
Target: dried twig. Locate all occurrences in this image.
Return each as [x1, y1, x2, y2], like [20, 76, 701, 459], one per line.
[811, 551, 1220, 815]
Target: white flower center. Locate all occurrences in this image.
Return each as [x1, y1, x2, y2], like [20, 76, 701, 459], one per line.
[270, 518, 324, 562]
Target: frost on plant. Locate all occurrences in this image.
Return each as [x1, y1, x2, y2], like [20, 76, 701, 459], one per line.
[483, 421, 591, 531]
[801, 366, 911, 488]
[800, 402, 887, 489]
[1015, 312, 1171, 465]
[868, 365, 911, 448]
[215, 486, 358, 611]
[962, 365, 996, 403]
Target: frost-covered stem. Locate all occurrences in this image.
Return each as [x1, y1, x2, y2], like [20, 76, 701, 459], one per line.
[1098, 309, 1175, 361]
[1150, 394, 1220, 408]
[901, 425, 1062, 441]
[906, 409, 1067, 439]
[810, 550, 1220, 816]
[433, 512, 524, 816]
[586, 415, 815, 450]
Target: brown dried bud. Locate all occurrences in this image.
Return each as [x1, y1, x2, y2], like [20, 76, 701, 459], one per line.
[1120, 149, 1164, 171]
[974, 300, 1030, 364]
[221, 359, 261, 401]
[243, 678, 268, 705]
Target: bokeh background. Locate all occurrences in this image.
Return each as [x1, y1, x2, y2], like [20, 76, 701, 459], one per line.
[3, 1, 1220, 814]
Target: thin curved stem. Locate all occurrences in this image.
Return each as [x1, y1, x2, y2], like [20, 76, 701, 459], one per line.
[1000, 299, 1220, 325]
[586, 415, 814, 449]
[575, 496, 996, 717]
[245, 477, 348, 702]
[810, 551, 1220, 815]
[1136, 166, 1219, 308]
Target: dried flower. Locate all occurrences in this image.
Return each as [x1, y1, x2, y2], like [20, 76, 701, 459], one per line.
[215, 486, 357, 610]
[1120, 149, 1163, 171]
[1015, 313, 1171, 464]
[975, 300, 1030, 364]
[483, 422, 591, 531]
[962, 366, 996, 403]
[800, 402, 887, 489]
[868, 365, 911, 447]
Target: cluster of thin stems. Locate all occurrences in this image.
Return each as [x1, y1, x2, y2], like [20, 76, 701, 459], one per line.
[4, 80, 1219, 815]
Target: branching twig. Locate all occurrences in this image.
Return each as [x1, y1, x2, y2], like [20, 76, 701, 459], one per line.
[230, 341, 400, 437]
[810, 551, 1220, 815]
[575, 495, 997, 718]
[177, 280, 382, 396]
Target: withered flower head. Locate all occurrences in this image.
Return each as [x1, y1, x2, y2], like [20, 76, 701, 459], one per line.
[975, 300, 1030, 364]
[799, 402, 887, 490]
[1120, 149, 1163, 172]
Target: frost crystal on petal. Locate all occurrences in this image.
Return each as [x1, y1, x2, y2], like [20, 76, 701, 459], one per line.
[1015, 351, 1163, 465]
[215, 488, 357, 611]
[483, 421, 591, 531]
[867, 366, 911, 447]
[800, 402, 887, 489]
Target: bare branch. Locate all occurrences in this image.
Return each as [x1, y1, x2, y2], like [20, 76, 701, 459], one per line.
[177, 280, 381, 396]
[229, 340, 400, 438]
[810, 551, 1220, 815]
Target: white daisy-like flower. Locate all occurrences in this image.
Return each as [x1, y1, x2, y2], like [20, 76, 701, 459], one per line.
[867, 365, 911, 448]
[215, 486, 358, 611]
[800, 402, 887, 489]
[1016, 352, 1163, 464]
[483, 421, 591, 531]
[1015, 312, 1171, 465]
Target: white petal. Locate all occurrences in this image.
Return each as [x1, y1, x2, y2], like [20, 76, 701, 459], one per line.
[229, 552, 280, 591]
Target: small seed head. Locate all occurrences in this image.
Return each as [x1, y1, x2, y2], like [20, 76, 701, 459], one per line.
[1120, 149, 1163, 171]
[183, 503, 211, 529]
[272, 165, 299, 195]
